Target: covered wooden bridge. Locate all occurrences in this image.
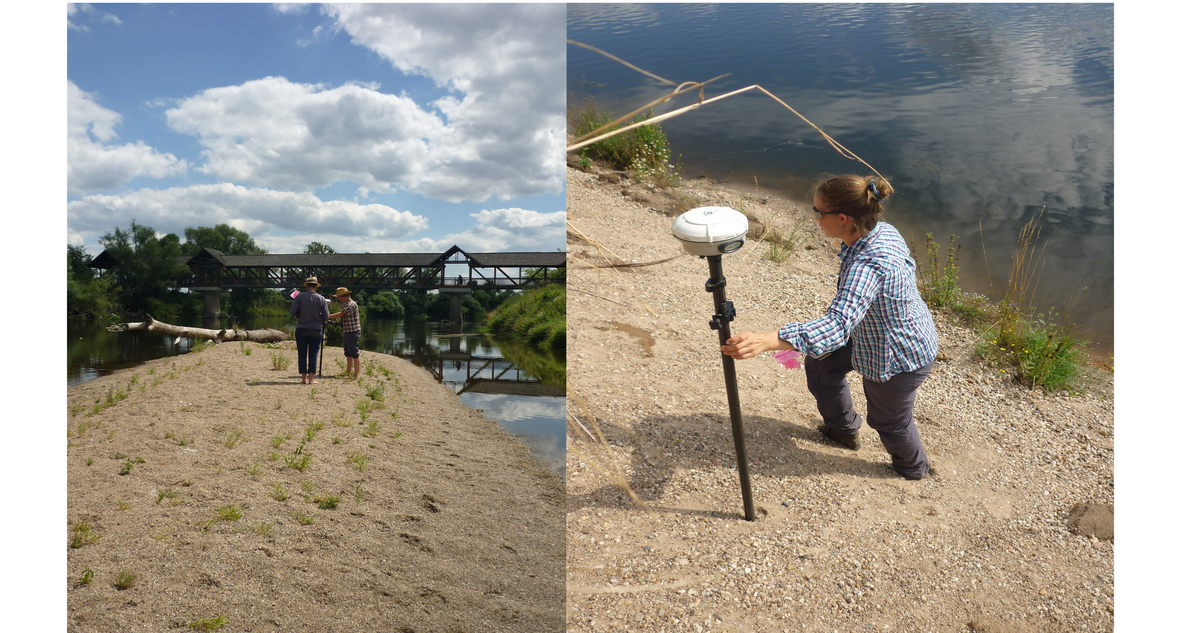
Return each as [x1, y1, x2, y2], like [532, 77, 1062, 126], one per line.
[90, 245, 565, 320]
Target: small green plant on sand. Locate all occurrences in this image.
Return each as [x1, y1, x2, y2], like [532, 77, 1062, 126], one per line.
[271, 431, 290, 449]
[270, 351, 289, 371]
[113, 570, 138, 590]
[361, 420, 380, 438]
[223, 428, 244, 449]
[292, 511, 315, 526]
[305, 420, 324, 441]
[347, 452, 369, 471]
[252, 523, 272, 536]
[155, 487, 179, 505]
[283, 440, 312, 471]
[365, 381, 385, 403]
[70, 518, 100, 548]
[78, 568, 94, 586]
[244, 462, 263, 477]
[314, 494, 340, 510]
[204, 505, 243, 530]
[334, 412, 353, 428]
[354, 484, 366, 504]
[270, 483, 289, 502]
[189, 614, 227, 631]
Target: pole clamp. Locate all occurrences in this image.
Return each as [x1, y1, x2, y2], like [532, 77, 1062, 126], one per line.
[709, 300, 736, 330]
[705, 277, 727, 292]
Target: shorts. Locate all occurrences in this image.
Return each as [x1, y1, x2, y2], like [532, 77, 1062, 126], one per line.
[343, 331, 360, 359]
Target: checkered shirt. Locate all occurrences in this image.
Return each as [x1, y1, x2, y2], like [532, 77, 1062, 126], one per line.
[338, 299, 360, 333]
[778, 221, 938, 382]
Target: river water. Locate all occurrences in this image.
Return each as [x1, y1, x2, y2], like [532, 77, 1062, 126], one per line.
[568, 3, 1113, 352]
[67, 316, 566, 477]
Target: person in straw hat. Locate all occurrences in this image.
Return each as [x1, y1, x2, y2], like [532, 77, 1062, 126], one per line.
[327, 287, 361, 379]
[289, 276, 330, 384]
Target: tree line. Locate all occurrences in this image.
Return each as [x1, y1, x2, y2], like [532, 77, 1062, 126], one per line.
[68, 221, 518, 323]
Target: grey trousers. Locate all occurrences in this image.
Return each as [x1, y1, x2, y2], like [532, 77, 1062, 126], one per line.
[804, 341, 933, 479]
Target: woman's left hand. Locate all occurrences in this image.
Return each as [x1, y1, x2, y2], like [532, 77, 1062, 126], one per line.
[720, 332, 793, 360]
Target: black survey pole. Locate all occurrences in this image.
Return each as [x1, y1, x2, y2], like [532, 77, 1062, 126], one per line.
[705, 255, 756, 521]
[319, 320, 326, 378]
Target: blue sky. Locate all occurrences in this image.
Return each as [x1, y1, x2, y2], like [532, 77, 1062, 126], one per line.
[66, 3, 566, 256]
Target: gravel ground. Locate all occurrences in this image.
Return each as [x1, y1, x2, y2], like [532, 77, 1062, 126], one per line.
[565, 166, 1114, 633]
[67, 342, 565, 633]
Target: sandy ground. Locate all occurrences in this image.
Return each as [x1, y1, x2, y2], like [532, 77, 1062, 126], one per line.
[565, 165, 1114, 633]
[66, 341, 565, 632]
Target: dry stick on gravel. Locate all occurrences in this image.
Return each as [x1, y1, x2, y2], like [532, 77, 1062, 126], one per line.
[567, 221, 658, 317]
[567, 385, 653, 515]
[566, 288, 637, 311]
[566, 40, 884, 181]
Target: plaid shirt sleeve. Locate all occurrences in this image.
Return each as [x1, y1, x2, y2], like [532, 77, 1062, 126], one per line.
[341, 300, 360, 333]
[779, 257, 882, 360]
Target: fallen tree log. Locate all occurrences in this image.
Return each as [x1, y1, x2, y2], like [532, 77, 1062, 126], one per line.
[107, 315, 290, 343]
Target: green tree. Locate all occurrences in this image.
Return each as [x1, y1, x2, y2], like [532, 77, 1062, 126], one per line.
[304, 242, 337, 255]
[68, 245, 95, 282]
[365, 290, 405, 318]
[67, 245, 119, 319]
[182, 224, 267, 256]
[99, 221, 190, 315]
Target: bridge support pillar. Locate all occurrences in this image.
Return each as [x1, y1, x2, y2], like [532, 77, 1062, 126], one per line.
[198, 288, 224, 320]
[441, 288, 471, 325]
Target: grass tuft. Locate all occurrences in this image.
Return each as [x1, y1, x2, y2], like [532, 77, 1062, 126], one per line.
[189, 615, 227, 631]
[113, 570, 138, 590]
[70, 518, 101, 548]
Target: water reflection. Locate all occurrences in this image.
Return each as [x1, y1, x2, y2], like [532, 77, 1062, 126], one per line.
[569, 3, 1113, 351]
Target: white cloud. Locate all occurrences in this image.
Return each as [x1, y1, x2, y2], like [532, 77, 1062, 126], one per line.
[164, 77, 446, 195]
[161, 5, 565, 204]
[273, 3, 311, 16]
[68, 3, 122, 31]
[67, 183, 429, 247]
[385, 207, 566, 254]
[68, 81, 188, 196]
[325, 4, 566, 202]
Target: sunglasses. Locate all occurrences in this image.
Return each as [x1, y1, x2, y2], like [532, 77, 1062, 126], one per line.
[812, 206, 861, 219]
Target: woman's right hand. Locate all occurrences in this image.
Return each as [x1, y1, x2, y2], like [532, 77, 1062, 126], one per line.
[720, 332, 793, 360]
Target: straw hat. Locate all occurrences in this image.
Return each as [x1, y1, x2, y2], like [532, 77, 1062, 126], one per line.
[304, 276, 320, 288]
[334, 287, 352, 297]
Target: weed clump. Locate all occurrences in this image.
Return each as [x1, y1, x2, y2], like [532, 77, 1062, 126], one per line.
[914, 210, 1089, 392]
[113, 570, 138, 590]
[570, 97, 680, 188]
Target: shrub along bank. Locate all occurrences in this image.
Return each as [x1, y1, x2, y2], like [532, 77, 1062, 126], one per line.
[482, 285, 566, 353]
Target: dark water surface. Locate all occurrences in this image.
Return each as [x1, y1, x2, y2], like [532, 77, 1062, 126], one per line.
[68, 316, 566, 477]
[569, 3, 1113, 352]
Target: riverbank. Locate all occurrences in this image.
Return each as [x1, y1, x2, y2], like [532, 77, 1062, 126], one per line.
[66, 341, 565, 632]
[565, 165, 1114, 632]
